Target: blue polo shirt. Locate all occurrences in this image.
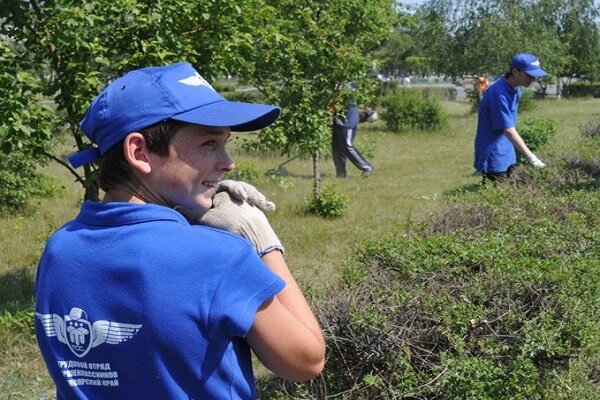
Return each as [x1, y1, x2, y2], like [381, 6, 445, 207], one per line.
[35, 201, 285, 399]
[474, 77, 520, 173]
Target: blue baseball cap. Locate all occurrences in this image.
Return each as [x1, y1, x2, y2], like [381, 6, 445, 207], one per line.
[510, 53, 547, 78]
[69, 62, 281, 168]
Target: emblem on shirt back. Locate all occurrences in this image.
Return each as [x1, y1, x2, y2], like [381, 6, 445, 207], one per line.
[36, 307, 142, 358]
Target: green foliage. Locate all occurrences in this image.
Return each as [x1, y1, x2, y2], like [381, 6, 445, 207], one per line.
[466, 88, 482, 114]
[420, 86, 458, 101]
[305, 185, 348, 218]
[233, 0, 396, 200]
[443, 357, 541, 400]
[225, 160, 261, 184]
[308, 141, 600, 398]
[415, 0, 600, 83]
[381, 88, 448, 132]
[517, 117, 557, 159]
[0, 309, 34, 341]
[518, 90, 536, 113]
[580, 119, 600, 139]
[223, 90, 264, 103]
[0, 42, 61, 214]
[563, 81, 600, 98]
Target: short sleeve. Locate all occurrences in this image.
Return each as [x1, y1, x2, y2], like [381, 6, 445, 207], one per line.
[489, 91, 516, 131]
[208, 247, 285, 339]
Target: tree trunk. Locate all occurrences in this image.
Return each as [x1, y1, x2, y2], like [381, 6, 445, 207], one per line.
[312, 150, 321, 201]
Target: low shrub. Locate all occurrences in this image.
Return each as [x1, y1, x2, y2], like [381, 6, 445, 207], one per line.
[381, 88, 448, 133]
[305, 185, 348, 218]
[307, 183, 599, 399]
[562, 81, 600, 98]
[466, 88, 481, 114]
[223, 89, 264, 103]
[516, 117, 557, 162]
[518, 90, 536, 113]
[266, 141, 600, 398]
[225, 160, 261, 184]
[580, 119, 600, 139]
[419, 86, 457, 101]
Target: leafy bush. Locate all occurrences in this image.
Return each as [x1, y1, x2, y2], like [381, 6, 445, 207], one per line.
[223, 89, 264, 103]
[306, 185, 348, 218]
[264, 142, 600, 399]
[419, 86, 457, 101]
[381, 88, 448, 133]
[518, 90, 536, 113]
[306, 181, 600, 399]
[562, 81, 600, 98]
[466, 88, 482, 114]
[580, 119, 600, 139]
[517, 117, 557, 160]
[225, 160, 261, 184]
[0, 43, 61, 214]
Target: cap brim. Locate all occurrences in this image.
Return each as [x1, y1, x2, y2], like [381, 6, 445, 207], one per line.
[526, 68, 547, 78]
[171, 100, 281, 132]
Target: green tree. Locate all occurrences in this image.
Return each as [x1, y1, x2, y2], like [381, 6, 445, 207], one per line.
[1, 0, 250, 202]
[414, 0, 600, 87]
[234, 0, 395, 199]
[375, 8, 421, 76]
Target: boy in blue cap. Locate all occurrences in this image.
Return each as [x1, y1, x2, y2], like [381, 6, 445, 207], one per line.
[34, 62, 325, 399]
[474, 53, 547, 183]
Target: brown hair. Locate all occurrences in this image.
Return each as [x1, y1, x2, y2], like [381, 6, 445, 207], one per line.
[99, 119, 186, 192]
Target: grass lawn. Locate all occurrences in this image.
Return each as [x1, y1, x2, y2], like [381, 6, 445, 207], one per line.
[1, 95, 598, 398]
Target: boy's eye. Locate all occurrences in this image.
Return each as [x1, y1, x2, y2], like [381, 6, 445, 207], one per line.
[202, 140, 217, 147]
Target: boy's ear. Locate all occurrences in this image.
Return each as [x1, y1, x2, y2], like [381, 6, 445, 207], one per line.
[122, 132, 152, 174]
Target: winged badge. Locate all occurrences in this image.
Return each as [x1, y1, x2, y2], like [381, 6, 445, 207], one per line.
[36, 307, 142, 358]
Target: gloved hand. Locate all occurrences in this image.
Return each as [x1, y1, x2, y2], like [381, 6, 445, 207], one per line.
[176, 192, 283, 256]
[526, 153, 546, 168]
[217, 180, 275, 212]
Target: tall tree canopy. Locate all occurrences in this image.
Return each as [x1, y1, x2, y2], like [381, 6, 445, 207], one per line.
[413, 0, 600, 82]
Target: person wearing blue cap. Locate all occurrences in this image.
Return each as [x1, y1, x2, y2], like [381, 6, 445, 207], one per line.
[474, 53, 547, 184]
[34, 62, 325, 399]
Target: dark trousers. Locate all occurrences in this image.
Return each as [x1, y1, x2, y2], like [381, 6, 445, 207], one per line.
[331, 127, 372, 177]
[482, 165, 516, 185]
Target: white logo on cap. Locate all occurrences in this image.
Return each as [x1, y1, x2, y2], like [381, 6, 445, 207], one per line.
[179, 72, 215, 90]
[531, 60, 540, 67]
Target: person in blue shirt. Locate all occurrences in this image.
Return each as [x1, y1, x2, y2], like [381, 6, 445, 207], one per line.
[474, 53, 547, 183]
[34, 62, 325, 399]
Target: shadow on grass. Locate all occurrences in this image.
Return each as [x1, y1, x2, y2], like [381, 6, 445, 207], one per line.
[0, 267, 35, 313]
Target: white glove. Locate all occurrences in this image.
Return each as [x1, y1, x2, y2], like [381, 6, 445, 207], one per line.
[217, 180, 275, 212]
[526, 153, 546, 168]
[175, 192, 283, 256]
